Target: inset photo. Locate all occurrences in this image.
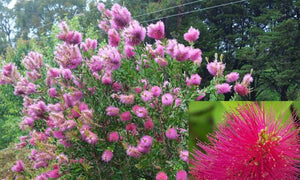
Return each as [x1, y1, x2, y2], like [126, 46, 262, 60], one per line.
[189, 101, 300, 179]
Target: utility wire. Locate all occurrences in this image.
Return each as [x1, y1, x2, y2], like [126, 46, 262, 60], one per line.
[133, 0, 206, 18]
[25, 0, 247, 39]
[140, 0, 248, 24]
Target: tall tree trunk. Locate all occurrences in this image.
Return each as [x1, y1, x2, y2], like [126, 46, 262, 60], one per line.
[280, 85, 288, 100]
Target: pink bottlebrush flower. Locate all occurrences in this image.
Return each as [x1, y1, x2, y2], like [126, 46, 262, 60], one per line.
[120, 111, 131, 121]
[110, 3, 131, 29]
[196, 92, 206, 101]
[189, 48, 202, 61]
[175, 98, 182, 107]
[154, 57, 168, 67]
[141, 90, 153, 102]
[22, 51, 43, 70]
[184, 26, 200, 42]
[27, 70, 41, 81]
[156, 171, 168, 180]
[147, 21, 165, 40]
[33, 161, 48, 169]
[106, 106, 120, 116]
[97, 46, 121, 71]
[173, 87, 180, 94]
[59, 139, 72, 148]
[134, 87, 142, 93]
[206, 60, 225, 77]
[142, 79, 149, 89]
[63, 93, 75, 108]
[97, 3, 105, 11]
[215, 83, 231, 94]
[14, 78, 36, 95]
[126, 146, 142, 158]
[62, 68, 72, 80]
[112, 82, 122, 91]
[80, 38, 97, 52]
[0, 63, 21, 84]
[123, 20, 146, 46]
[48, 88, 57, 98]
[47, 103, 62, 112]
[173, 44, 190, 62]
[162, 93, 174, 106]
[190, 103, 300, 179]
[45, 169, 61, 178]
[108, 132, 119, 142]
[242, 73, 253, 86]
[102, 150, 113, 162]
[11, 160, 25, 172]
[104, 9, 112, 18]
[102, 72, 113, 85]
[193, 57, 203, 67]
[20, 117, 34, 129]
[20, 136, 28, 143]
[108, 29, 120, 47]
[120, 94, 135, 105]
[154, 43, 165, 57]
[46, 68, 61, 84]
[57, 153, 69, 164]
[179, 150, 189, 163]
[226, 72, 239, 83]
[134, 106, 149, 118]
[140, 135, 153, 147]
[176, 170, 187, 180]
[36, 174, 47, 180]
[89, 56, 104, 72]
[54, 43, 82, 69]
[137, 144, 151, 154]
[80, 128, 98, 145]
[165, 128, 178, 140]
[151, 86, 162, 97]
[53, 131, 65, 139]
[57, 21, 82, 44]
[126, 123, 137, 135]
[144, 119, 154, 130]
[98, 20, 110, 32]
[166, 39, 178, 58]
[28, 101, 47, 118]
[190, 74, 201, 85]
[124, 45, 136, 58]
[59, 120, 77, 131]
[234, 83, 249, 96]
[163, 81, 170, 88]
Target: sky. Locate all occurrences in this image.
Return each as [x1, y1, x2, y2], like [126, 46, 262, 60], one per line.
[7, 0, 17, 9]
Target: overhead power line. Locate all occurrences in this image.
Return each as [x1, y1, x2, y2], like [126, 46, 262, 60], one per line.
[133, 0, 206, 18]
[140, 0, 248, 24]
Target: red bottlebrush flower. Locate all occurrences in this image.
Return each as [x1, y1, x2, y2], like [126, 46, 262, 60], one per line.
[190, 103, 300, 179]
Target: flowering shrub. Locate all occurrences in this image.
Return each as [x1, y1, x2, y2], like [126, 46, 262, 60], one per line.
[190, 103, 300, 179]
[0, 3, 253, 179]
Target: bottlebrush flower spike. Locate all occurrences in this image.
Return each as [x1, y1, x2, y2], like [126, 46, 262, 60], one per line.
[122, 20, 146, 46]
[226, 72, 239, 83]
[22, 51, 43, 70]
[184, 26, 200, 43]
[11, 160, 25, 172]
[190, 103, 300, 179]
[147, 21, 165, 40]
[108, 29, 120, 47]
[110, 3, 131, 29]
